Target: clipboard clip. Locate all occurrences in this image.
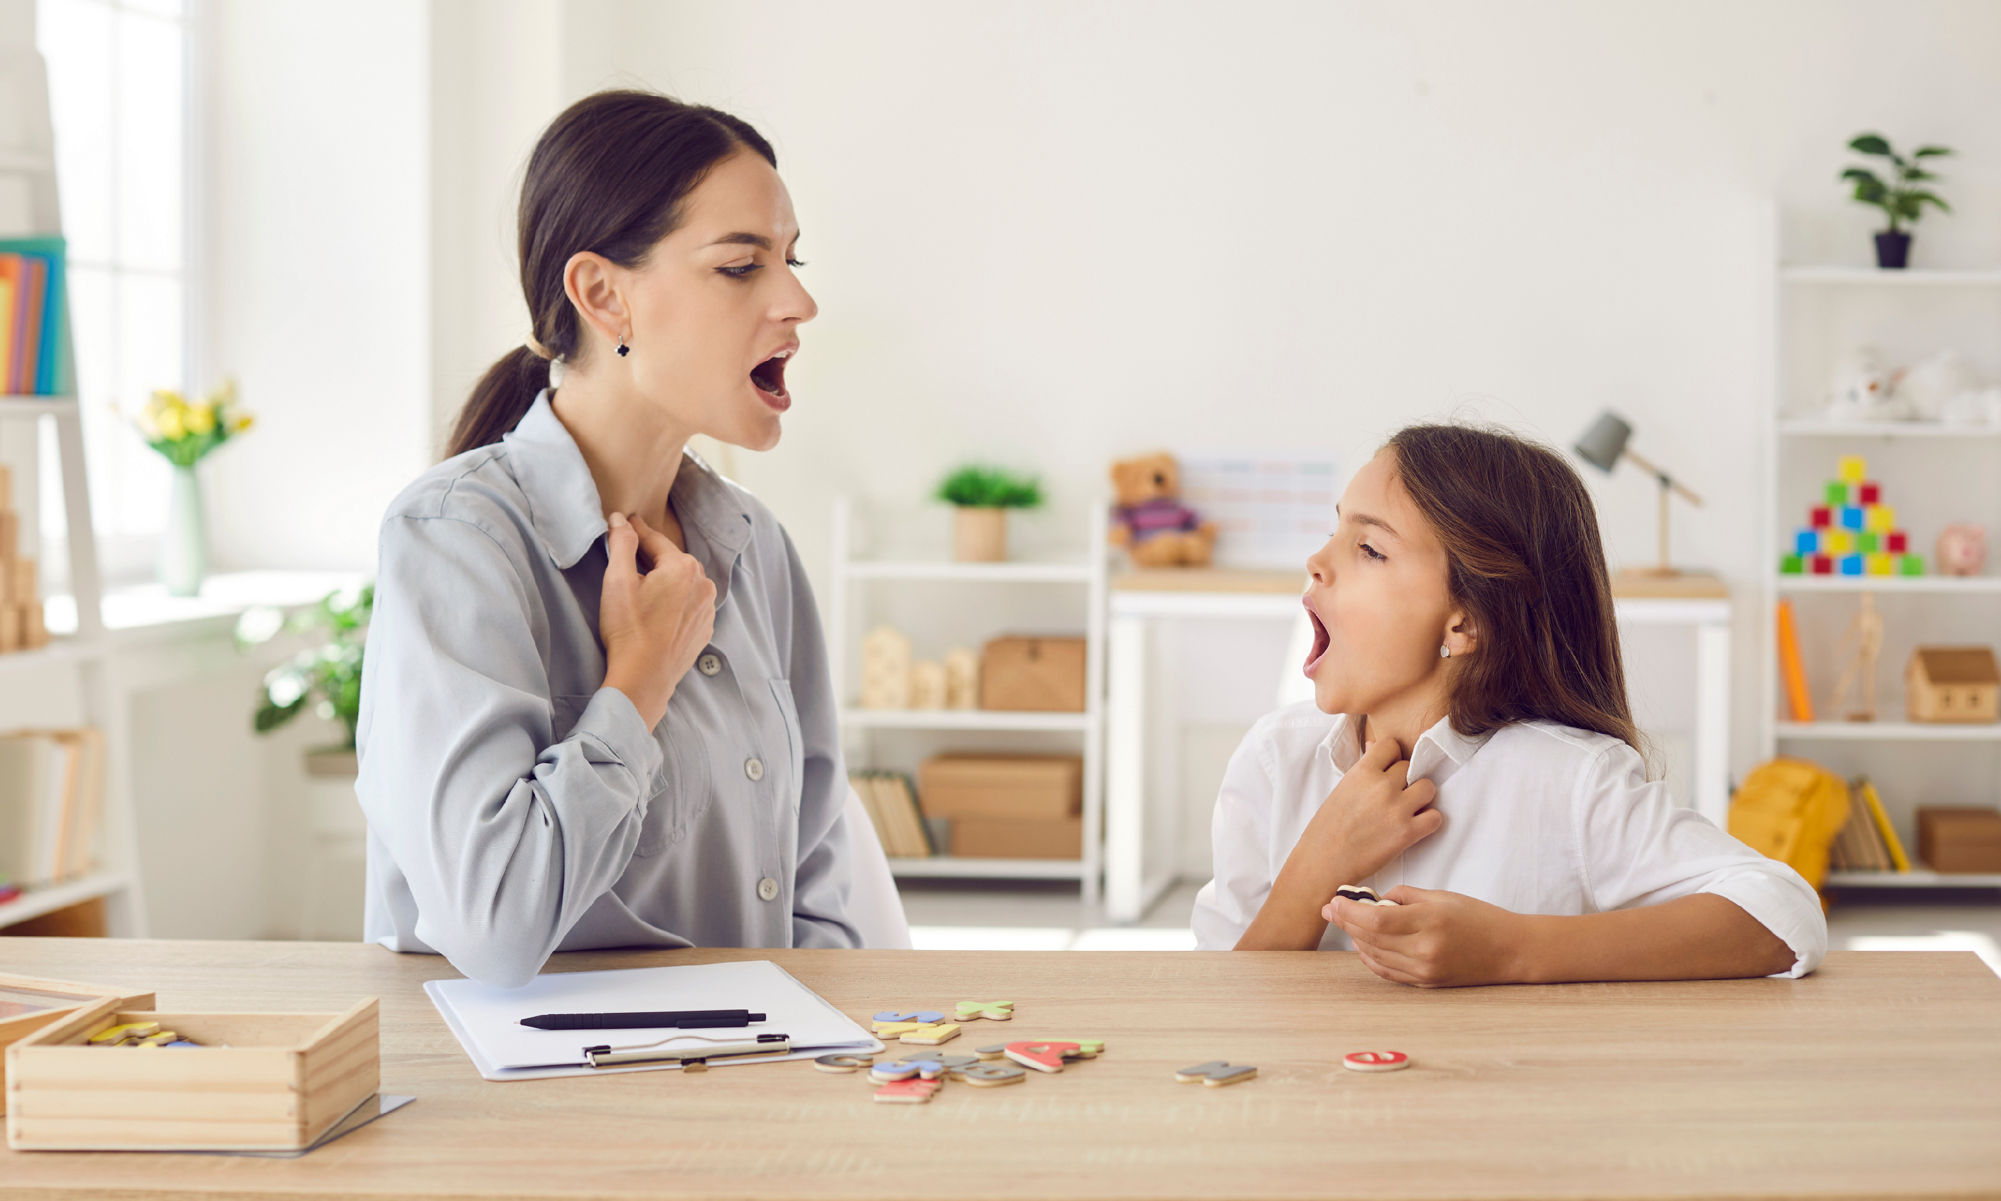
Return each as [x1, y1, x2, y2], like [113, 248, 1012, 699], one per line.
[582, 1032, 790, 1069]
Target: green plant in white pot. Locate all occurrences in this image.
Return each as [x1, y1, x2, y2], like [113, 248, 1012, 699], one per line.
[936, 465, 1043, 562]
[1841, 132, 1953, 269]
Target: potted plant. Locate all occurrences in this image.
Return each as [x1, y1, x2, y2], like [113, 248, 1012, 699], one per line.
[1840, 133, 1952, 269]
[121, 380, 253, 597]
[935, 465, 1043, 562]
[237, 583, 372, 783]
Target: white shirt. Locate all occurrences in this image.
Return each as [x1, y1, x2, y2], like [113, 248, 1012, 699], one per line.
[1191, 703, 1827, 977]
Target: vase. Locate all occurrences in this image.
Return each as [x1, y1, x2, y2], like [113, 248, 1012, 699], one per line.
[160, 463, 208, 597]
[953, 507, 1008, 562]
[1873, 231, 1911, 269]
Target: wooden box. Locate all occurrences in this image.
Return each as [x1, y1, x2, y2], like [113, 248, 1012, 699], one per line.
[1905, 647, 2001, 724]
[1917, 806, 2001, 874]
[0, 975, 156, 1116]
[919, 754, 1082, 821]
[7, 994, 379, 1151]
[949, 816, 1084, 860]
[979, 636, 1088, 712]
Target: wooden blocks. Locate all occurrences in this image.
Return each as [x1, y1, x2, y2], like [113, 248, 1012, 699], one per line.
[1342, 1051, 1411, 1073]
[1175, 1060, 1258, 1087]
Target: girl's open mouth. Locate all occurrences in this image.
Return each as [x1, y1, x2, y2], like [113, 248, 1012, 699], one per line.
[750, 347, 793, 412]
[1303, 597, 1331, 679]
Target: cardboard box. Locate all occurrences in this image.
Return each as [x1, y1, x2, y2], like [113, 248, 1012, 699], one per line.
[0, 975, 156, 1116]
[979, 636, 1087, 712]
[1917, 806, 2001, 874]
[949, 816, 1084, 860]
[0, 606, 20, 654]
[918, 754, 1082, 821]
[0, 510, 17, 562]
[8, 994, 380, 1151]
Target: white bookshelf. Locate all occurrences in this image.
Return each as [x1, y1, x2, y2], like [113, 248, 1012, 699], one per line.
[1763, 236, 2001, 894]
[0, 46, 142, 934]
[829, 498, 1108, 900]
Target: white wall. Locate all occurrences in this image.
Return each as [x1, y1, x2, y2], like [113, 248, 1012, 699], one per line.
[197, 0, 433, 572]
[568, 0, 2001, 788]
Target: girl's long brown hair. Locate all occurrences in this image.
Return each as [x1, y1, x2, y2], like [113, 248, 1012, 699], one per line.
[1387, 423, 1642, 754]
[445, 91, 776, 460]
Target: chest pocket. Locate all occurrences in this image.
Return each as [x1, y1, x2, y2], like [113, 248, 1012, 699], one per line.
[551, 693, 707, 858]
[769, 678, 805, 812]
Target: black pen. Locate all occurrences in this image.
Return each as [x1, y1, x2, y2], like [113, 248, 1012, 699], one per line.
[519, 1009, 766, 1031]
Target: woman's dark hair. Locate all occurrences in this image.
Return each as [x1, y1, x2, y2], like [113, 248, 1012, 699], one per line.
[1386, 424, 1642, 754]
[446, 91, 775, 459]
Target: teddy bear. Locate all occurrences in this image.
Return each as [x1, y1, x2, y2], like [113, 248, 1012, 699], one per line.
[1109, 452, 1218, 567]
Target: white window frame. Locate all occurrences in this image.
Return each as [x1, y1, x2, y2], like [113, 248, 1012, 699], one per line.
[34, 0, 201, 590]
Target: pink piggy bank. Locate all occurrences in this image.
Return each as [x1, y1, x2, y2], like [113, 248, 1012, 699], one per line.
[1936, 524, 1987, 576]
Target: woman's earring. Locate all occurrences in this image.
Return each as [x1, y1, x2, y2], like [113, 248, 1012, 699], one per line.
[1440, 645, 1452, 659]
[616, 332, 630, 358]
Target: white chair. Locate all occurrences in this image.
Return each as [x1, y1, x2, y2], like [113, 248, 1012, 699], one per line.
[842, 786, 913, 948]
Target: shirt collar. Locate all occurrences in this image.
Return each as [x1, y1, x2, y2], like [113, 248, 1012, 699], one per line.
[1317, 710, 1495, 787]
[501, 390, 753, 571]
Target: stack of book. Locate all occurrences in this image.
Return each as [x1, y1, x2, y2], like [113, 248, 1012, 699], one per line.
[847, 770, 934, 858]
[0, 463, 49, 654]
[1828, 777, 1912, 873]
[0, 236, 70, 397]
[0, 727, 106, 889]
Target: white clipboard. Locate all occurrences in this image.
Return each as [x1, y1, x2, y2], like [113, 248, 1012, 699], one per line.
[425, 959, 882, 1081]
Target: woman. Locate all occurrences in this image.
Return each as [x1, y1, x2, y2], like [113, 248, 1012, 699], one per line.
[356, 91, 862, 988]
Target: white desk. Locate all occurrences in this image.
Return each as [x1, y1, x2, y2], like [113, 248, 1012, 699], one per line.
[1103, 572, 1733, 923]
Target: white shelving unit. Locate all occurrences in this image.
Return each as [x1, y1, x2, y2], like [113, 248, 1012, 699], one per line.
[0, 46, 144, 935]
[828, 499, 1108, 902]
[1763, 245, 2001, 895]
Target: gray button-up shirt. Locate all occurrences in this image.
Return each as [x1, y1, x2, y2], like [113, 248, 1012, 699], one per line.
[357, 391, 860, 987]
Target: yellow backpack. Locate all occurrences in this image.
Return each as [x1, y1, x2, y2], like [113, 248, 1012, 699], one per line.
[1727, 757, 1850, 890]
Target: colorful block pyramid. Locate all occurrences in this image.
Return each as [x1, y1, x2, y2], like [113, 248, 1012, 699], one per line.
[1779, 455, 1924, 577]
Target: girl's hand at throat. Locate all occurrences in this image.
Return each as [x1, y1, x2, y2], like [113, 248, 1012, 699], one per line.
[1324, 886, 1530, 987]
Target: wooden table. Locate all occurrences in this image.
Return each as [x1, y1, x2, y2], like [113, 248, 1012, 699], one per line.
[4, 941, 1999, 1200]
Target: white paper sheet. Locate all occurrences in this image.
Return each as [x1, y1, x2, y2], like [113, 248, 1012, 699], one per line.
[425, 960, 881, 1081]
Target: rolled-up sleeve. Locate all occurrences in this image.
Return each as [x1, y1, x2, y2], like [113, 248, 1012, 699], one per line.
[356, 512, 662, 987]
[1576, 743, 1828, 978]
[777, 528, 861, 949]
[1191, 724, 1282, 951]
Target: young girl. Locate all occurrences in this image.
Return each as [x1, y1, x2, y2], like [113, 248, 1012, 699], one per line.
[1190, 424, 1825, 986]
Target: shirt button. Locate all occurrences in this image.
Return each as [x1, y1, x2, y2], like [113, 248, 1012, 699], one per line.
[745, 758, 765, 782]
[757, 877, 780, 902]
[697, 653, 722, 677]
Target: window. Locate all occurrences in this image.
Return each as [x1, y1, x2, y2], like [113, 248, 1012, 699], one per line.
[34, 0, 193, 586]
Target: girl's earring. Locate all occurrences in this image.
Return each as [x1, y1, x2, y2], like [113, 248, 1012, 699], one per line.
[616, 332, 630, 358]
[1439, 645, 1452, 659]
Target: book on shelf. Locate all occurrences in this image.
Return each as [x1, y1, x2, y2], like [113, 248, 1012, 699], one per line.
[0, 235, 70, 397]
[0, 727, 104, 888]
[848, 770, 933, 858]
[1776, 600, 1814, 723]
[1828, 777, 1909, 873]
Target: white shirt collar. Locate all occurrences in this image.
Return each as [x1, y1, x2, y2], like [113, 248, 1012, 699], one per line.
[1316, 711, 1495, 787]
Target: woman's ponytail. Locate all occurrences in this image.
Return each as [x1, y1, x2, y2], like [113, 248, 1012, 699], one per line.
[439, 90, 776, 461]
[446, 346, 549, 460]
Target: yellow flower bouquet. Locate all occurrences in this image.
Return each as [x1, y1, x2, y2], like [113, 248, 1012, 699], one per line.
[127, 380, 253, 468]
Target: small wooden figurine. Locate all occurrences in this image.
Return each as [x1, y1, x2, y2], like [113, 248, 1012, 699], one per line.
[858, 627, 913, 710]
[1826, 593, 1885, 722]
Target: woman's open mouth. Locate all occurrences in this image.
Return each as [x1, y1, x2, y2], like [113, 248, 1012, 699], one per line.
[1302, 597, 1332, 679]
[750, 346, 794, 412]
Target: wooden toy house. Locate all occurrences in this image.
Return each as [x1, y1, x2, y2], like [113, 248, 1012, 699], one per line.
[1905, 647, 2001, 724]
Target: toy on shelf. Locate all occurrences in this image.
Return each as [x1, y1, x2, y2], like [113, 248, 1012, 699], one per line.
[1822, 347, 1909, 423]
[1936, 524, 1986, 577]
[1108, 452, 1217, 568]
[1905, 647, 2000, 724]
[856, 626, 979, 712]
[858, 627, 914, 710]
[1777, 454, 1924, 577]
[1825, 594, 1885, 722]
